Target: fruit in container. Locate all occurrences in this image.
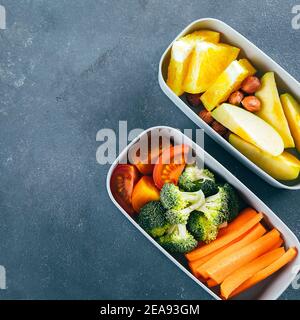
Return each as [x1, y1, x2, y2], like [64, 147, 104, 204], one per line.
[167, 39, 194, 96]
[229, 133, 300, 181]
[228, 90, 244, 106]
[281, 93, 300, 153]
[211, 103, 284, 156]
[255, 72, 295, 148]
[201, 59, 256, 111]
[167, 30, 220, 96]
[183, 42, 240, 94]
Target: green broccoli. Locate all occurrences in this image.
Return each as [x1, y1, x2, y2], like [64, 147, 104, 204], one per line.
[160, 183, 204, 210]
[137, 201, 170, 238]
[197, 184, 231, 225]
[158, 224, 197, 253]
[178, 164, 218, 196]
[223, 183, 240, 221]
[187, 211, 218, 243]
[160, 183, 205, 224]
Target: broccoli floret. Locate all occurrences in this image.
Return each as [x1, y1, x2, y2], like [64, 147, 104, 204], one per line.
[223, 183, 239, 221]
[178, 164, 218, 196]
[138, 201, 170, 238]
[187, 211, 218, 243]
[158, 224, 197, 253]
[197, 184, 230, 225]
[160, 183, 205, 224]
[160, 183, 204, 210]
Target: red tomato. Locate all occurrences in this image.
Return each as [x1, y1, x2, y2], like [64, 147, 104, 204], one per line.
[153, 144, 190, 189]
[110, 164, 140, 215]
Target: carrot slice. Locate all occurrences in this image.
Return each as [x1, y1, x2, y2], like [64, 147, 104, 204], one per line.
[206, 229, 280, 284]
[221, 247, 285, 299]
[197, 223, 266, 278]
[207, 279, 218, 287]
[186, 210, 263, 262]
[230, 247, 298, 298]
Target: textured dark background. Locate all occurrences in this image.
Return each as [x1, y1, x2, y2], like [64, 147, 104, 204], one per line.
[0, 0, 299, 299]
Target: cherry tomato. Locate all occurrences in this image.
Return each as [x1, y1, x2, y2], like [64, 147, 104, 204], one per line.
[110, 164, 140, 215]
[153, 144, 190, 189]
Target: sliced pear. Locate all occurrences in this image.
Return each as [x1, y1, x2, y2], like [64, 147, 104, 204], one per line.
[212, 103, 284, 156]
[183, 42, 240, 94]
[166, 30, 220, 96]
[255, 72, 294, 148]
[281, 93, 300, 153]
[229, 133, 300, 181]
[201, 59, 256, 111]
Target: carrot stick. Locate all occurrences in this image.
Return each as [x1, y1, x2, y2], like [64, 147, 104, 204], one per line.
[230, 247, 298, 298]
[207, 279, 218, 287]
[197, 223, 266, 278]
[206, 229, 280, 284]
[221, 247, 285, 299]
[185, 209, 263, 262]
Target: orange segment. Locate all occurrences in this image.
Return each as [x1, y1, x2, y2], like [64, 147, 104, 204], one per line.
[183, 42, 240, 94]
[201, 59, 256, 111]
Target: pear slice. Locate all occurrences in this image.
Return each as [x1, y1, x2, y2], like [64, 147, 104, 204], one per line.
[229, 133, 300, 181]
[255, 72, 294, 148]
[201, 59, 256, 111]
[281, 93, 300, 153]
[212, 103, 284, 156]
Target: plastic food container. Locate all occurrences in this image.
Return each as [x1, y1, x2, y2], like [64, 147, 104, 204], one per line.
[106, 126, 300, 300]
[158, 18, 300, 190]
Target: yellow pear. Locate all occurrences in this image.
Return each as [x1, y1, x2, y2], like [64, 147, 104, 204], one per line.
[255, 72, 294, 148]
[229, 133, 300, 181]
[281, 93, 300, 153]
[212, 103, 284, 156]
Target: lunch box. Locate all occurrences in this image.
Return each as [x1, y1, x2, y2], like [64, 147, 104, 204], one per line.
[158, 18, 300, 190]
[106, 126, 300, 300]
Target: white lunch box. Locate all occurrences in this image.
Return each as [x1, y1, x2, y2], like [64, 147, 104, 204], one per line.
[158, 18, 300, 190]
[106, 126, 300, 300]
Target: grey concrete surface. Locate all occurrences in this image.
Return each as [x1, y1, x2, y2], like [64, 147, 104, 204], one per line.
[0, 0, 299, 300]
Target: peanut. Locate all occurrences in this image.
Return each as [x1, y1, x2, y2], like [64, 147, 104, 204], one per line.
[241, 76, 261, 94]
[186, 93, 201, 107]
[211, 121, 228, 136]
[242, 96, 261, 112]
[228, 91, 244, 105]
[199, 109, 214, 125]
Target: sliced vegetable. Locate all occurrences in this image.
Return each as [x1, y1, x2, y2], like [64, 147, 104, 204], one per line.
[185, 208, 263, 262]
[110, 164, 140, 215]
[197, 223, 266, 278]
[153, 144, 190, 189]
[131, 176, 160, 213]
[206, 229, 281, 284]
[229, 247, 298, 298]
[221, 247, 285, 299]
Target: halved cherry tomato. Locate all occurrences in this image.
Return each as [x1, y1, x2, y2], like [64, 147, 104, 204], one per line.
[131, 176, 160, 212]
[110, 164, 140, 215]
[131, 135, 164, 175]
[153, 144, 190, 189]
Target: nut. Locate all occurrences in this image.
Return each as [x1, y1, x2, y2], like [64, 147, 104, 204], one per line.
[199, 109, 214, 125]
[211, 121, 228, 136]
[241, 96, 261, 112]
[241, 76, 261, 94]
[186, 93, 202, 107]
[228, 91, 244, 105]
